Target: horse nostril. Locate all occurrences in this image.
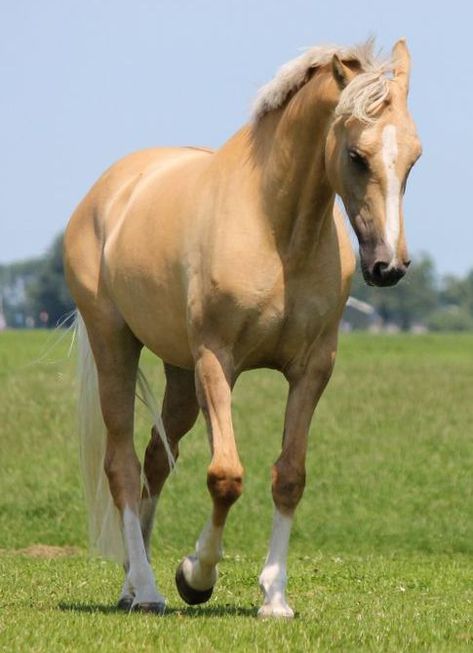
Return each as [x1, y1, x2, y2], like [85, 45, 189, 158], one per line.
[372, 260, 389, 283]
[404, 259, 411, 269]
[370, 260, 407, 286]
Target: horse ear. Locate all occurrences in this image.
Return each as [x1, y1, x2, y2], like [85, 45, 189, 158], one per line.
[331, 54, 355, 90]
[392, 38, 410, 96]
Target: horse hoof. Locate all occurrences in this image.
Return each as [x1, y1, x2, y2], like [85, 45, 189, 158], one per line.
[257, 604, 295, 619]
[117, 597, 133, 612]
[175, 559, 214, 605]
[131, 601, 166, 615]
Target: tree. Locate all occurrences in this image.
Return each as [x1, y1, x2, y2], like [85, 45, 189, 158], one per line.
[427, 306, 473, 332]
[27, 233, 75, 326]
[440, 271, 473, 317]
[349, 254, 438, 330]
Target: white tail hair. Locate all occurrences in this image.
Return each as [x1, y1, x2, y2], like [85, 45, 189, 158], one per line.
[75, 311, 175, 563]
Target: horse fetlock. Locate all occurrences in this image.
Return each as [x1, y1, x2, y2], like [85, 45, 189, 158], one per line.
[259, 563, 287, 597]
[207, 468, 243, 507]
[258, 568, 293, 619]
[128, 568, 166, 607]
[127, 560, 154, 591]
[118, 573, 134, 606]
[195, 544, 223, 570]
[182, 555, 218, 591]
[271, 463, 305, 511]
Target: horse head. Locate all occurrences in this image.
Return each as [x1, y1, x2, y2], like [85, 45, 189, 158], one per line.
[325, 39, 422, 286]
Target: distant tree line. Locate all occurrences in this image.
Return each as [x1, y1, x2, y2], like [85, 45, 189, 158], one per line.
[0, 233, 472, 331]
[0, 233, 74, 328]
[350, 254, 473, 331]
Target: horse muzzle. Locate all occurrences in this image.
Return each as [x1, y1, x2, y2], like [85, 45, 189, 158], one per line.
[360, 246, 410, 287]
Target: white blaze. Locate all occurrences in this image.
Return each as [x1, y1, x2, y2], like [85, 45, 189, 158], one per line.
[382, 124, 401, 261]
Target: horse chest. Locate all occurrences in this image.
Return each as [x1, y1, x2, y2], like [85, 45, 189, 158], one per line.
[278, 290, 339, 354]
[197, 269, 342, 370]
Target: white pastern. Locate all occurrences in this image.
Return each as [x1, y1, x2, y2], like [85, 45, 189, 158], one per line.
[258, 510, 294, 618]
[118, 572, 134, 605]
[139, 495, 158, 560]
[182, 520, 223, 591]
[382, 124, 401, 262]
[122, 506, 165, 607]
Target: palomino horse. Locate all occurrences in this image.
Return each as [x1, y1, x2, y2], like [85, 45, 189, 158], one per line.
[64, 39, 421, 617]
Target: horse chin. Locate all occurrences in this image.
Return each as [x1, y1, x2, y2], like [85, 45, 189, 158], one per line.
[365, 276, 400, 288]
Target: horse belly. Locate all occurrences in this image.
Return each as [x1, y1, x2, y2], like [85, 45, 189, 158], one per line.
[110, 278, 194, 368]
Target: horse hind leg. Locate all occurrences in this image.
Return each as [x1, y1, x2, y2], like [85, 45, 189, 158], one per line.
[117, 364, 199, 608]
[140, 365, 199, 558]
[175, 347, 243, 606]
[78, 310, 166, 613]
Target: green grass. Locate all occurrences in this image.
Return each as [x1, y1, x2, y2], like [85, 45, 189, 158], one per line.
[1, 331, 472, 651]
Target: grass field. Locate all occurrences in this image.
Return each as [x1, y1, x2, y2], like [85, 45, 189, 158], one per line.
[0, 331, 472, 652]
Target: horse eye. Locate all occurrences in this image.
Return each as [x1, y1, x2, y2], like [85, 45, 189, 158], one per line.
[348, 148, 369, 171]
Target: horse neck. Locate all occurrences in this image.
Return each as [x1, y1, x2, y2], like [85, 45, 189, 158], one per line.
[250, 71, 337, 259]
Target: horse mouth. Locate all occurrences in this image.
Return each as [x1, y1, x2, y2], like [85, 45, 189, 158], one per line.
[361, 259, 407, 287]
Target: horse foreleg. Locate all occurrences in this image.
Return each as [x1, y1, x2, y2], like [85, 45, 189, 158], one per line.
[175, 348, 243, 605]
[258, 339, 337, 618]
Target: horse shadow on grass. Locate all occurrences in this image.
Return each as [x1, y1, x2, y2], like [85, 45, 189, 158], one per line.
[58, 602, 257, 618]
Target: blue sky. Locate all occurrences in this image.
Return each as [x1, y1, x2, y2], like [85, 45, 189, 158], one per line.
[1, 0, 471, 276]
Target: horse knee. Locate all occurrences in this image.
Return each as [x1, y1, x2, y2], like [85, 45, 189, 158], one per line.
[207, 464, 244, 509]
[271, 460, 306, 513]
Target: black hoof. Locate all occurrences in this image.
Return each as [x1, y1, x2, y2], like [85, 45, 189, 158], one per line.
[117, 597, 133, 612]
[131, 601, 166, 615]
[175, 559, 214, 605]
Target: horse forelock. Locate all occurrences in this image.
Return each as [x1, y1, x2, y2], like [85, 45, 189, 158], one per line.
[252, 38, 394, 124]
[335, 69, 392, 124]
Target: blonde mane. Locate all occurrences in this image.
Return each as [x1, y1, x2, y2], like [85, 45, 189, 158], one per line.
[252, 39, 393, 124]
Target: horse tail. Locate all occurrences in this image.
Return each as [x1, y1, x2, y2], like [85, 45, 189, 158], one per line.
[75, 311, 125, 562]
